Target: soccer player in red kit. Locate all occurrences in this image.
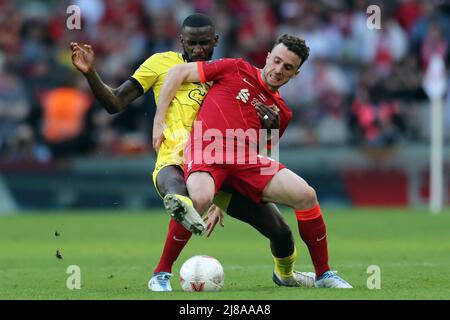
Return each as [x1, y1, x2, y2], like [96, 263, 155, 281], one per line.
[158, 34, 352, 288]
[73, 14, 315, 291]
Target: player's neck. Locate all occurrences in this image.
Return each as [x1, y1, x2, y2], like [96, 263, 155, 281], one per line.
[259, 68, 279, 93]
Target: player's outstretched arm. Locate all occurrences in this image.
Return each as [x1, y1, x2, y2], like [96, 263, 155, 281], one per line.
[70, 42, 142, 114]
[153, 63, 201, 152]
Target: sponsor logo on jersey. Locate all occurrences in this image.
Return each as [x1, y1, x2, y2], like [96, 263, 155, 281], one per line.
[258, 93, 267, 102]
[236, 88, 250, 103]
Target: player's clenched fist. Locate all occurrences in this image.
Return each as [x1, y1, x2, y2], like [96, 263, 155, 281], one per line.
[70, 42, 95, 75]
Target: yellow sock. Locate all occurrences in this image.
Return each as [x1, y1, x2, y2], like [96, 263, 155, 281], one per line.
[273, 247, 297, 279]
[174, 194, 193, 207]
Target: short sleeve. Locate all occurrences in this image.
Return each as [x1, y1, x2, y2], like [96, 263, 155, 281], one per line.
[197, 58, 242, 83]
[130, 54, 161, 93]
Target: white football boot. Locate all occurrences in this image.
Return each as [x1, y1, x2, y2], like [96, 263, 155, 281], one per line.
[148, 272, 173, 292]
[315, 271, 352, 288]
[273, 270, 316, 288]
[163, 194, 206, 236]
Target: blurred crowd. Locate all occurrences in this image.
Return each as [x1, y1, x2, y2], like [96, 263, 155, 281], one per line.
[0, 0, 450, 161]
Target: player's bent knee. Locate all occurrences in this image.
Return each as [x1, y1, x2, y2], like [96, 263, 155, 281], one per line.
[190, 192, 214, 214]
[186, 172, 215, 213]
[165, 175, 188, 195]
[156, 166, 187, 196]
[295, 186, 318, 210]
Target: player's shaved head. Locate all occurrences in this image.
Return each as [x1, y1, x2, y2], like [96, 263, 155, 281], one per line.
[182, 13, 215, 30]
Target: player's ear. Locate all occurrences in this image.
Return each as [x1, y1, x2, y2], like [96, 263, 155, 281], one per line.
[213, 34, 219, 47]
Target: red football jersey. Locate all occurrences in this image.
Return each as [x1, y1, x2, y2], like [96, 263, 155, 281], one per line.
[195, 58, 293, 146]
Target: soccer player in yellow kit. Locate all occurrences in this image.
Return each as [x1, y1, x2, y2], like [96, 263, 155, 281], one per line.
[71, 13, 314, 292]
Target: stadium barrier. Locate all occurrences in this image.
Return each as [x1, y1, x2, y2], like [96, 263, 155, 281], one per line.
[0, 145, 448, 213]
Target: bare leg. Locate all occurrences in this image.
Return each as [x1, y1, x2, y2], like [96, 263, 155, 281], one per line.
[226, 191, 294, 258]
[262, 168, 318, 209]
[262, 168, 330, 278]
[156, 165, 188, 197]
[186, 171, 216, 214]
[152, 166, 192, 276]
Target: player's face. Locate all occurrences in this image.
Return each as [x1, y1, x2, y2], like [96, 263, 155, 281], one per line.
[262, 43, 301, 91]
[180, 26, 218, 62]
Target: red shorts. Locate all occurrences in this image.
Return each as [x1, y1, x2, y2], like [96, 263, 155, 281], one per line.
[184, 154, 285, 204]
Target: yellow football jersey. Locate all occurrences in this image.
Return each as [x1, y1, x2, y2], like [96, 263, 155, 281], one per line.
[131, 51, 211, 188]
[132, 52, 233, 211]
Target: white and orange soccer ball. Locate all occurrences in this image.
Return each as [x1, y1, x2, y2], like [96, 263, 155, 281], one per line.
[179, 255, 224, 292]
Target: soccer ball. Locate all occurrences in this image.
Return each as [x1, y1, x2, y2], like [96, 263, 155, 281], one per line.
[179, 255, 224, 292]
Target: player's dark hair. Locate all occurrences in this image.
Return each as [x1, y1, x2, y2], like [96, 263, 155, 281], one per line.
[275, 34, 310, 68]
[182, 13, 215, 30]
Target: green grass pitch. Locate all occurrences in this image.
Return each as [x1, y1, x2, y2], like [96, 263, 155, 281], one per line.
[0, 208, 449, 300]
